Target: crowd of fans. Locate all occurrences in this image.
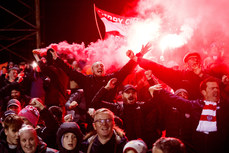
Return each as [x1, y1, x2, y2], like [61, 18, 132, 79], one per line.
[0, 44, 229, 153]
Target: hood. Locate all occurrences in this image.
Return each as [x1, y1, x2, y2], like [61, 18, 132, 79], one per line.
[56, 122, 83, 153]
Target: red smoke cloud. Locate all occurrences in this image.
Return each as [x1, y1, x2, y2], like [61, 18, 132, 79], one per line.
[41, 0, 229, 73]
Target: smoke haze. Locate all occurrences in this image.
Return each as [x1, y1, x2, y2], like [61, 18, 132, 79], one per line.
[42, 0, 229, 72]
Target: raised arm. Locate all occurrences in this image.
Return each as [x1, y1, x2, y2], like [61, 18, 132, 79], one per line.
[90, 78, 120, 113]
[32, 49, 41, 62]
[126, 42, 152, 62]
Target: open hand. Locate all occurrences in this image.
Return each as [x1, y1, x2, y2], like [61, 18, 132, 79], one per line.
[140, 42, 152, 56]
[105, 78, 117, 90]
[29, 98, 45, 111]
[148, 84, 162, 97]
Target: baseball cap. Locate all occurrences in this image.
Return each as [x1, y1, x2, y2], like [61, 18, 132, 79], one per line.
[9, 66, 20, 72]
[123, 84, 137, 92]
[1, 110, 16, 122]
[7, 99, 21, 109]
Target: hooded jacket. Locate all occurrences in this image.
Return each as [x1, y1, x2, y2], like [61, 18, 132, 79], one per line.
[56, 122, 83, 153]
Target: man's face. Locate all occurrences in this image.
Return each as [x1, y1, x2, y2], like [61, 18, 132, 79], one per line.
[185, 56, 201, 71]
[122, 89, 137, 104]
[11, 90, 21, 99]
[152, 146, 163, 153]
[93, 112, 114, 139]
[8, 70, 18, 81]
[176, 91, 188, 100]
[201, 82, 220, 102]
[62, 132, 77, 151]
[92, 62, 105, 77]
[8, 105, 21, 114]
[20, 130, 38, 153]
[5, 126, 20, 145]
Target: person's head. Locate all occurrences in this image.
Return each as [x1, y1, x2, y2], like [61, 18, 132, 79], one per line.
[40, 57, 47, 64]
[7, 99, 21, 114]
[152, 137, 186, 153]
[123, 139, 148, 153]
[19, 62, 26, 72]
[1, 66, 7, 74]
[56, 122, 83, 152]
[8, 67, 19, 81]
[8, 62, 14, 69]
[174, 89, 189, 100]
[200, 77, 220, 102]
[19, 125, 38, 153]
[11, 89, 21, 99]
[93, 108, 115, 140]
[48, 106, 63, 124]
[18, 106, 40, 127]
[10, 84, 22, 99]
[122, 84, 137, 104]
[183, 52, 201, 71]
[91, 61, 105, 77]
[4, 114, 24, 146]
[203, 56, 216, 70]
[1, 110, 16, 127]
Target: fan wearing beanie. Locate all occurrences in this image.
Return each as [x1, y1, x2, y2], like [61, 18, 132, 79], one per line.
[18, 105, 40, 127]
[123, 139, 148, 153]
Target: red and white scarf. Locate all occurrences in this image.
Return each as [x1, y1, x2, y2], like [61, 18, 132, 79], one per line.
[196, 100, 217, 134]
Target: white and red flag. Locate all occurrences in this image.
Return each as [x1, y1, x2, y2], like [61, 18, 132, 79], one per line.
[95, 6, 138, 38]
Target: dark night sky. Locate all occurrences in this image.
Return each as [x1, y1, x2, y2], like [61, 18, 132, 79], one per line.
[42, 0, 136, 46]
[0, 0, 135, 64]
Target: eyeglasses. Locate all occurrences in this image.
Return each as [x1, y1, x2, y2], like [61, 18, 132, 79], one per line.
[94, 118, 113, 124]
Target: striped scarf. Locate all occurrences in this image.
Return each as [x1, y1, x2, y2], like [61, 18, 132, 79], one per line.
[196, 100, 217, 134]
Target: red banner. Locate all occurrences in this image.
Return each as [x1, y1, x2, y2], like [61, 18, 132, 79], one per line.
[95, 7, 139, 37]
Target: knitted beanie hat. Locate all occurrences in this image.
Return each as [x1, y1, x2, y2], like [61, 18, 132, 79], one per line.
[18, 105, 40, 127]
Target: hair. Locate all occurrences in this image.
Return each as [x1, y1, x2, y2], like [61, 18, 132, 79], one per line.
[153, 137, 186, 153]
[124, 149, 138, 153]
[93, 108, 115, 121]
[200, 76, 220, 92]
[4, 114, 24, 131]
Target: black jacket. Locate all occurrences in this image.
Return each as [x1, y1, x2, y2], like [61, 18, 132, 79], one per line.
[138, 57, 210, 100]
[81, 130, 127, 153]
[55, 57, 137, 108]
[155, 89, 229, 153]
[38, 61, 69, 107]
[37, 107, 60, 149]
[91, 86, 161, 146]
